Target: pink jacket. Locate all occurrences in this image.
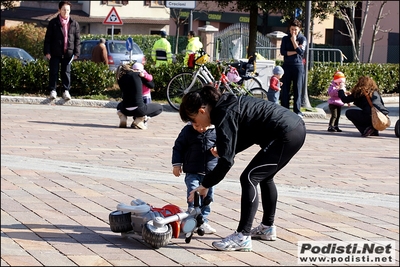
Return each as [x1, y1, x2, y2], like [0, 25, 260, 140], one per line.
[327, 81, 344, 106]
[141, 71, 153, 96]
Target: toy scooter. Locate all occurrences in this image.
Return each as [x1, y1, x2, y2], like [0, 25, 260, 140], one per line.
[109, 192, 212, 248]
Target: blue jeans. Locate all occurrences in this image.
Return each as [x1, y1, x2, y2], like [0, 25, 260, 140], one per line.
[267, 89, 280, 104]
[185, 173, 214, 222]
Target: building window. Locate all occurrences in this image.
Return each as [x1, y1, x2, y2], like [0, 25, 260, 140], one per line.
[101, 1, 128, 5]
[144, 1, 164, 7]
[107, 28, 122, 35]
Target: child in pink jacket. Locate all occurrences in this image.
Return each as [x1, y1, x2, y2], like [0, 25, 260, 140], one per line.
[131, 62, 154, 104]
[327, 71, 347, 132]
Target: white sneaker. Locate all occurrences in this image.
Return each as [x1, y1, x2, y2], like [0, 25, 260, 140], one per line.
[212, 231, 252, 251]
[49, 90, 57, 100]
[132, 116, 148, 130]
[201, 222, 216, 234]
[250, 223, 276, 241]
[143, 116, 151, 126]
[62, 90, 71, 101]
[117, 111, 127, 128]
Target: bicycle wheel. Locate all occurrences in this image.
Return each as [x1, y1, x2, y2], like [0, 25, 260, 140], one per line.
[249, 87, 269, 100]
[242, 76, 263, 90]
[166, 72, 206, 111]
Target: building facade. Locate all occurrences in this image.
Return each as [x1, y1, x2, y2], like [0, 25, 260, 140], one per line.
[1, 1, 398, 63]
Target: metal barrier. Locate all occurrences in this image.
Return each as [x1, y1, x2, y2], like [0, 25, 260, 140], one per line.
[255, 47, 344, 65]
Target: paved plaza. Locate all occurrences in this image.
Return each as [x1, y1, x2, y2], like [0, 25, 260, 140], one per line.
[1, 99, 399, 266]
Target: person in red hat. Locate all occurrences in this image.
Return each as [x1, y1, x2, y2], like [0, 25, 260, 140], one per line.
[327, 71, 347, 132]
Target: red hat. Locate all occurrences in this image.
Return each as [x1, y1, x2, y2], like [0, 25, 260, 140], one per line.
[333, 71, 346, 83]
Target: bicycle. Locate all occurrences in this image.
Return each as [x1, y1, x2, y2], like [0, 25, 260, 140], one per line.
[166, 51, 268, 111]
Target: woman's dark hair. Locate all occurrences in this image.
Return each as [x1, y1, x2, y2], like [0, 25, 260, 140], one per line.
[179, 85, 221, 122]
[59, 1, 72, 9]
[188, 30, 196, 37]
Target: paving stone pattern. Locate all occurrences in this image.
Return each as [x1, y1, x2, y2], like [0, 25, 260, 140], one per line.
[1, 102, 399, 266]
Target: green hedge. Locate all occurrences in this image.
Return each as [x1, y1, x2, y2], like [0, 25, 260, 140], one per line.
[1, 54, 399, 101]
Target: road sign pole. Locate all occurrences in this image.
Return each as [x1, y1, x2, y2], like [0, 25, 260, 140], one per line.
[111, 25, 114, 40]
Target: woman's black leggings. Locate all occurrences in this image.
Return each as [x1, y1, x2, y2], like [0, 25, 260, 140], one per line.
[237, 120, 306, 234]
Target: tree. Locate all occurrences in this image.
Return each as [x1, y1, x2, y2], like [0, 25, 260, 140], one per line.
[0, 1, 17, 10]
[367, 1, 391, 63]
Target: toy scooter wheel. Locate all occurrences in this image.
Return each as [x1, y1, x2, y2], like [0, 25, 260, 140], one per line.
[109, 210, 132, 233]
[142, 220, 172, 249]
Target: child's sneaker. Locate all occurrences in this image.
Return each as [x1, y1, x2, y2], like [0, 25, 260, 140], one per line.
[250, 223, 276, 241]
[327, 126, 336, 132]
[334, 126, 342, 132]
[201, 222, 216, 234]
[212, 231, 252, 251]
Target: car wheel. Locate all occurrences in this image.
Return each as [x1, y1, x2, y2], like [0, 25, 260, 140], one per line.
[142, 220, 172, 249]
[109, 210, 132, 233]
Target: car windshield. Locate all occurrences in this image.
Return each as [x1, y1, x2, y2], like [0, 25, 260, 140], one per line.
[1, 48, 35, 62]
[108, 42, 142, 54]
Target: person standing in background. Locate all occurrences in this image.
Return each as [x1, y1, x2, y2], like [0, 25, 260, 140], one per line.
[44, 1, 80, 101]
[184, 31, 203, 67]
[91, 38, 108, 65]
[280, 19, 306, 118]
[151, 30, 172, 67]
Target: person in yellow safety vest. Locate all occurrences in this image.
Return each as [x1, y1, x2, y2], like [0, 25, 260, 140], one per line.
[151, 30, 172, 67]
[184, 31, 203, 67]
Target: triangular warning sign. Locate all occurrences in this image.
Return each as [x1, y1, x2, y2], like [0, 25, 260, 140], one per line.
[103, 7, 123, 25]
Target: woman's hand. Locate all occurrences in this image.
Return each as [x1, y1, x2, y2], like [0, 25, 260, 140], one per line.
[188, 185, 209, 202]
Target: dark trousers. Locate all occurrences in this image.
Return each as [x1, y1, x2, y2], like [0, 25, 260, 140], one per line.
[236, 120, 306, 234]
[345, 108, 372, 134]
[328, 104, 342, 127]
[116, 102, 163, 118]
[281, 64, 304, 114]
[49, 55, 72, 92]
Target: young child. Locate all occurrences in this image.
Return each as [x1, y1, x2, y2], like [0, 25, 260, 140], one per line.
[327, 71, 347, 132]
[267, 66, 284, 104]
[131, 62, 154, 104]
[172, 122, 218, 234]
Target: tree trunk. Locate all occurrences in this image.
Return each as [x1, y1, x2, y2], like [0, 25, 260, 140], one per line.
[247, 4, 258, 58]
[368, 1, 387, 63]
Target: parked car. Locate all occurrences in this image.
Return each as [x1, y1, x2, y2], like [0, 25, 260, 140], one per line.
[78, 39, 145, 71]
[1, 47, 36, 65]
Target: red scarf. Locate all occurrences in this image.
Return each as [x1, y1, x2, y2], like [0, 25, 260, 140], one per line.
[59, 15, 69, 53]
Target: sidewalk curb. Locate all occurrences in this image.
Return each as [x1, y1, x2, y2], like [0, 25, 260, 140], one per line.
[2, 95, 398, 119]
[1, 95, 328, 119]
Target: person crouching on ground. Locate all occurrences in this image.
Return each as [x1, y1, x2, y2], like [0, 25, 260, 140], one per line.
[338, 76, 389, 137]
[115, 64, 162, 129]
